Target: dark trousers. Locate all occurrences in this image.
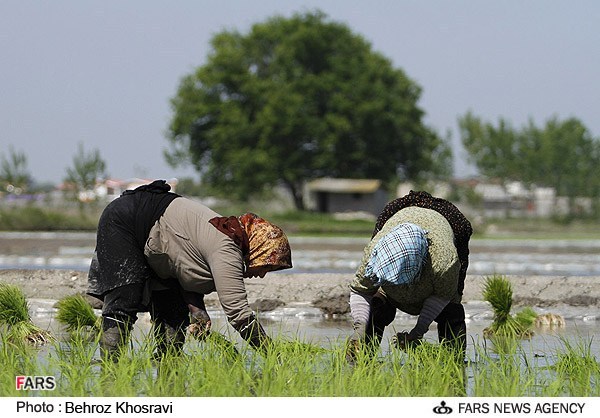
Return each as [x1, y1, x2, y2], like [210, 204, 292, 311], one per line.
[100, 283, 190, 357]
[366, 293, 466, 353]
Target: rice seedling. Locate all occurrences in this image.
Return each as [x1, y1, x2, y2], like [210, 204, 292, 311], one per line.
[55, 294, 101, 334]
[514, 306, 539, 329]
[548, 337, 600, 396]
[1, 325, 599, 397]
[47, 336, 100, 396]
[482, 275, 535, 340]
[470, 341, 537, 396]
[0, 332, 41, 396]
[186, 329, 242, 363]
[386, 342, 467, 396]
[0, 283, 53, 346]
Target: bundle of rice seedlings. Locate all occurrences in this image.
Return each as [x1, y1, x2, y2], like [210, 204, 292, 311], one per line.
[482, 275, 534, 339]
[55, 294, 100, 332]
[514, 307, 539, 329]
[0, 283, 53, 346]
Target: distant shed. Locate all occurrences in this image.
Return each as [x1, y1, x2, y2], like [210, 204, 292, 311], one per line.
[306, 178, 388, 216]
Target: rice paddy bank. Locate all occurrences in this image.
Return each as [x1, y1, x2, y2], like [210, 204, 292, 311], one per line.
[0, 269, 599, 315]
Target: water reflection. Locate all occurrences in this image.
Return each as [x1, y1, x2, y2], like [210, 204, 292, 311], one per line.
[30, 299, 600, 361]
[2, 232, 600, 276]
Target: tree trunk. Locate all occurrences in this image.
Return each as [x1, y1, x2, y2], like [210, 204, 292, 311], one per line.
[284, 180, 305, 211]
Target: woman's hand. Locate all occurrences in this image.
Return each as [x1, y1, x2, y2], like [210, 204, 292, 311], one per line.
[180, 290, 211, 339]
[392, 331, 422, 351]
[187, 309, 211, 340]
[345, 322, 367, 364]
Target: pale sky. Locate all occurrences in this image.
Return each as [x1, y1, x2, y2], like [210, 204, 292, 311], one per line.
[1, 1, 599, 185]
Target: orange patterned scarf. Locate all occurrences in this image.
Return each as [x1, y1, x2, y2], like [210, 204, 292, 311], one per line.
[209, 213, 292, 270]
[239, 213, 292, 270]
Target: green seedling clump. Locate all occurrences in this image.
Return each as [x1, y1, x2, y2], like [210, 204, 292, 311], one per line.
[0, 283, 53, 346]
[56, 294, 101, 332]
[482, 274, 535, 339]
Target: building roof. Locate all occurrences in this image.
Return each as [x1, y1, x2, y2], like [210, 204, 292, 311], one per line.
[306, 178, 382, 194]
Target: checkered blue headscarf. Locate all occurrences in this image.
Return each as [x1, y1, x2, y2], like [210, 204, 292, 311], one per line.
[365, 222, 428, 286]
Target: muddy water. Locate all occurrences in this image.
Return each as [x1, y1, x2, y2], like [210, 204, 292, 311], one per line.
[4, 232, 600, 360]
[30, 297, 600, 361]
[2, 232, 600, 276]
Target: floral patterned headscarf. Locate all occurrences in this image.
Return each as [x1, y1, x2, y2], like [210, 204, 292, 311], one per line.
[238, 213, 292, 270]
[209, 213, 292, 270]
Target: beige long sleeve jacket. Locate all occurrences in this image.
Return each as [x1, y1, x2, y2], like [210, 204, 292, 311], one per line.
[144, 198, 253, 329]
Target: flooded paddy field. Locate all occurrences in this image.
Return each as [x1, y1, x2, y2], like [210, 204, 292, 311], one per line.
[28, 297, 600, 361]
[14, 300, 600, 397]
[2, 231, 600, 276]
[2, 231, 600, 363]
[19, 298, 600, 397]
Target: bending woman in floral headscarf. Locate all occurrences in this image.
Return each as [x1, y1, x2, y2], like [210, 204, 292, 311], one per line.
[88, 180, 292, 361]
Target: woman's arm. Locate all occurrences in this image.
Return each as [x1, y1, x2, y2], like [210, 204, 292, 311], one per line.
[180, 289, 206, 315]
[410, 295, 450, 338]
[349, 290, 373, 338]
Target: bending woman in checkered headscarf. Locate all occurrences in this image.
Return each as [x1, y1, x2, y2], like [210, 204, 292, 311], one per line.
[348, 190, 472, 360]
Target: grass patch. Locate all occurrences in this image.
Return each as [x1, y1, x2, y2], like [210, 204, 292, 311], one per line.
[478, 217, 600, 239]
[0, 206, 99, 231]
[2, 203, 600, 239]
[1, 326, 599, 396]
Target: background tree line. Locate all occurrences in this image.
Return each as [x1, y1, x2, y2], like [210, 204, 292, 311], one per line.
[1, 142, 106, 203]
[3, 11, 599, 215]
[459, 113, 600, 202]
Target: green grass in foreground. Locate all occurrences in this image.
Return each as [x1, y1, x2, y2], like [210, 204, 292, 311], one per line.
[1, 330, 599, 397]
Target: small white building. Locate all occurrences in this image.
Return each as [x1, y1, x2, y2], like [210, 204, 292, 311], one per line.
[305, 178, 388, 216]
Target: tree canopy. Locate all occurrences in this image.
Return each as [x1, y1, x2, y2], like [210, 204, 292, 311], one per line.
[459, 112, 600, 199]
[166, 11, 450, 209]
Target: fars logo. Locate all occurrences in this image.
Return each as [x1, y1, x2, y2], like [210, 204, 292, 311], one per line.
[433, 400, 453, 414]
[15, 376, 56, 391]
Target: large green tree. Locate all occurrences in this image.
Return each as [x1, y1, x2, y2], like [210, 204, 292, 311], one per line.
[459, 112, 600, 199]
[166, 11, 450, 209]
